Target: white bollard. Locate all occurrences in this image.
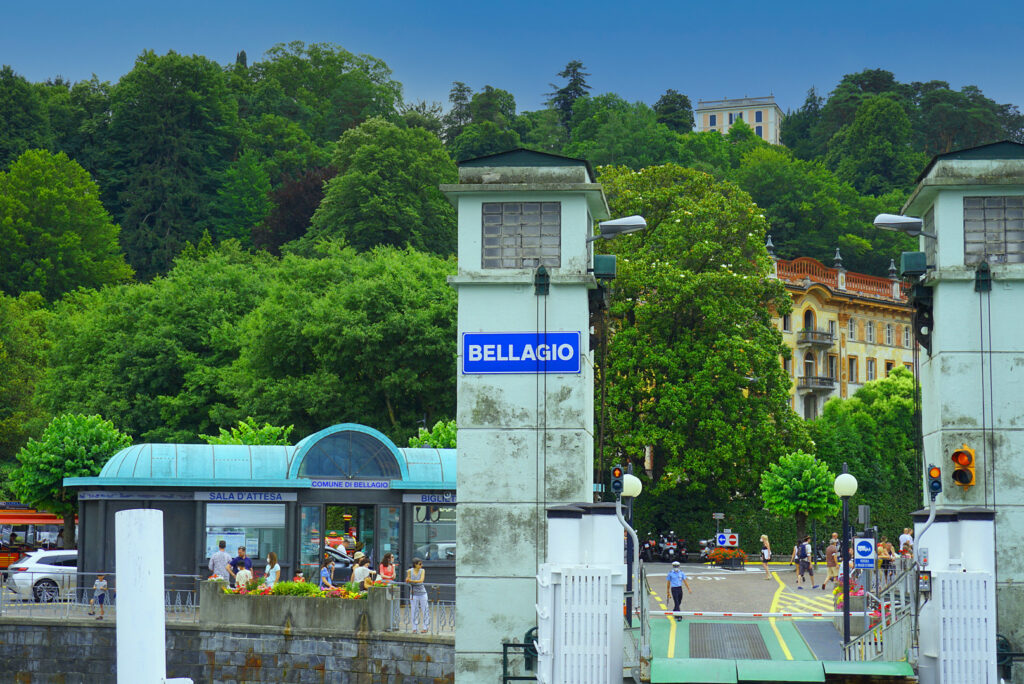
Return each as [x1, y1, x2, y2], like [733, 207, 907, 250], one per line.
[114, 508, 192, 684]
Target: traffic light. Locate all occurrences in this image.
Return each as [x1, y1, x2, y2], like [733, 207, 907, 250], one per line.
[611, 465, 624, 495]
[951, 445, 976, 487]
[927, 464, 942, 500]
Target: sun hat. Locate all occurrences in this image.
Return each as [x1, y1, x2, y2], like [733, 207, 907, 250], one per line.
[353, 551, 365, 560]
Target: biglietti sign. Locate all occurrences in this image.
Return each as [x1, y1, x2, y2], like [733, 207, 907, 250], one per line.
[462, 332, 581, 374]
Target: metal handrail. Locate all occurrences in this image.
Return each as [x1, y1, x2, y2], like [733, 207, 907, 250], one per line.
[797, 376, 837, 390]
[843, 562, 918, 663]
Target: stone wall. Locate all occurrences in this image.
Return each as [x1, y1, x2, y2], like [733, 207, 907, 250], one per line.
[0, 618, 454, 683]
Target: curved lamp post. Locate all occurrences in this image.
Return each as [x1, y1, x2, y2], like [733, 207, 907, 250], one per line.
[834, 466, 858, 650]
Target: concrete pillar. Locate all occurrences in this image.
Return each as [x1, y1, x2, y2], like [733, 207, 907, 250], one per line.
[443, 151, 609, 682]
[115, 508, 192, 684]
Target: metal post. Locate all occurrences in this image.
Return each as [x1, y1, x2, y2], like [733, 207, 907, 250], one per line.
[841, 496, 851, 649]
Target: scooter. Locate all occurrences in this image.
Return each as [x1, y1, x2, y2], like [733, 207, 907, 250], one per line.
[640, 534, 659, 563]
[698, 537, 718, 563]
[659, 531, 679, 563]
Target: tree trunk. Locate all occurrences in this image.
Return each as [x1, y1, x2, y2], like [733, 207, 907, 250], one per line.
[63, 513, 76, 549]
[795, 511, 807, 544]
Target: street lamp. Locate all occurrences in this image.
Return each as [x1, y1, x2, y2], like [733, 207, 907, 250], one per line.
[587, 215, 647, 242]
[834, 466, 858, 650]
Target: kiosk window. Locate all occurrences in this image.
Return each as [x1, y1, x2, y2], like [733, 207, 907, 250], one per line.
[299, 506, 322, 578]
[205, 503, 284, 560]
[412, 506, 456, 561]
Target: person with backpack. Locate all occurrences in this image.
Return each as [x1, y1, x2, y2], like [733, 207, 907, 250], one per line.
[794, 536, 817, 589]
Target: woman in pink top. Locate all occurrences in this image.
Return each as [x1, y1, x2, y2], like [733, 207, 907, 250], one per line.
[378, 552, 396, 582]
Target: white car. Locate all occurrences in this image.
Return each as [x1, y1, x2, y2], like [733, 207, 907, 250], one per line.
[5, 549, 78, 602]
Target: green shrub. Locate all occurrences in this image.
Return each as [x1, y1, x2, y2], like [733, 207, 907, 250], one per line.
[271, 581, 322, 597]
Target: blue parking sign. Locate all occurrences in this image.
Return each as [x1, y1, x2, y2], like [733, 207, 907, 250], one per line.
[853, 537, 876, 569]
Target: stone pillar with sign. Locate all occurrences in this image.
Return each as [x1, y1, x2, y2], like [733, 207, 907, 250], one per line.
[442, 151, 610, 682]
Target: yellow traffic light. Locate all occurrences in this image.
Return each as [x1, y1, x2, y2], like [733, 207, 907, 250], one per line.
[927, 464, 942, 499]
[951, 445, 975, 487]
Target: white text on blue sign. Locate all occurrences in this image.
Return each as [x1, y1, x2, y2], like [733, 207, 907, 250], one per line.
[462, 332, 581, 374]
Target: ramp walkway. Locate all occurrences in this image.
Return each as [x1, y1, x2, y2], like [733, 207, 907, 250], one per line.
[647, 572, 915, 683]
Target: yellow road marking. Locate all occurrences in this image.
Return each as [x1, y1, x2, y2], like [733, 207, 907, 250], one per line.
[651, 587, 678, 658]
[768, 572, 793, 660]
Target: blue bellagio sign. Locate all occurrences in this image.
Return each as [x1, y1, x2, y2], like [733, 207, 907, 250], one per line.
[462, 332, 581, 374]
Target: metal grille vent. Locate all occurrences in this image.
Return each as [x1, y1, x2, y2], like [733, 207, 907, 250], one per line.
[689, 623, 771, 660]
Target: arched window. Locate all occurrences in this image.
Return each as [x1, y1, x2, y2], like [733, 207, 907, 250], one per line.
[804, 352, 816, 378]
[803, 310, 815, 331]
[297, 430, 402, 480]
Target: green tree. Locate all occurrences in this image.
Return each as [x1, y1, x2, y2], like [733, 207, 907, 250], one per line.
[0, 149, 133, 299]
[238, 113, 329, 188]
[469, 86, 517, 127]
[653, 89, 694, 133]
[220, 244, 458, 442]
[809, 367, 919, 534]
[408, 419, 457, 448]
[450, 121, 521, 162]
[0, 66, 51, 168]
[37, 241, 275, 442]
[304, 118, 457, 255]
[565, 94, 679, 169]
[780, 88, 823, 160]
[9, 414, 132, 547]
[211, 150, 273, 245]
[513, 109, 568, 153]
[0, 293, 52, 472]
[201, 416, 294, 445]
[598, 164, 809, 501]
[400, 100, 445, 138]
[759, 450, 840, 541]
[442, 81, 474, 144]
[250, 41, 402, 144]
[103, 50, 240, 279]
[827, 95, 927, 195]
[731, 145, 913, 275]
[547, 60, 591, 129]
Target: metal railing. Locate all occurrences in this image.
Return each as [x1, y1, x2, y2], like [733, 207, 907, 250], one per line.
[623, 566, 650, 684]
[843, 561, 917, 663]
[797, 375, 837, 391]
[797, 328, 835, 345]
[386, 581, 455, 635]
[1, 571, 199, 622]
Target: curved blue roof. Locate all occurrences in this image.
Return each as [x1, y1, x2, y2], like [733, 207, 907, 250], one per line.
[98, 443, 296, 483]
[65, 424, 456, 490]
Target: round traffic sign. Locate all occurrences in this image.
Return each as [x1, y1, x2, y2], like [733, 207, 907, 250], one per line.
[855, 540, 873, 557]
[717, 533, 727, 546]
[727, 534, 738, 547]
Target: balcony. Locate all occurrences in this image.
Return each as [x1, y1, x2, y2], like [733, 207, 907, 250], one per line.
[797, 328, 834, 346]
[797, 376, 837, 392]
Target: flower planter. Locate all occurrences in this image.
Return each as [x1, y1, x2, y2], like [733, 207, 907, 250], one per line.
[199, 580, 391, 632]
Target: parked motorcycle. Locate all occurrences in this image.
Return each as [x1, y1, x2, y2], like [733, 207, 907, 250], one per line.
[698, 537, 718, 563]
[659, 531, 679, 563]
[640, 534, 659, 563]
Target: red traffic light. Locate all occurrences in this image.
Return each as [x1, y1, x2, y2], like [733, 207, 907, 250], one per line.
[951, 445, 975, 487]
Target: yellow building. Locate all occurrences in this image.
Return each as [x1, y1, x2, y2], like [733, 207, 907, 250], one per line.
[694, 96, 784, 144]
[768, 247, 915, 419]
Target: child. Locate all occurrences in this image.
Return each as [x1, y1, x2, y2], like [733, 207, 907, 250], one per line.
[235, 563, 253, 589]
[89, 574, 108, 619]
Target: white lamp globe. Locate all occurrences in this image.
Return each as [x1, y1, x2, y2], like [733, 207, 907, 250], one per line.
[622, 474, 643, 498]
[834, 473, 858, 498]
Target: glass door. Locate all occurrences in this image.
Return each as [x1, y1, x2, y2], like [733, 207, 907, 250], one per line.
[299, 506, 322, 582]
[325, 505, 376, 562]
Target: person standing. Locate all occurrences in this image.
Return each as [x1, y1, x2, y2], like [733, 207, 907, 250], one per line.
[665, 560, 692, 621]
[230, 546, 253, 579]
[320, 559, 337, 591]
[88, 574, 108, 619]
[800, 536, 818, 589]
[823, 539, 839, 590]
[898, 528, 913, 553]
[759, 535, 772, 580]
[407, 558, 429, 633]
[378, 553, 396, 583]
[209, 540, 234, 583]
[264, 551, 280, 589]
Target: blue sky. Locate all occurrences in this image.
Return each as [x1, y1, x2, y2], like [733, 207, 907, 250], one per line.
[3, 0, 1022, 114]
